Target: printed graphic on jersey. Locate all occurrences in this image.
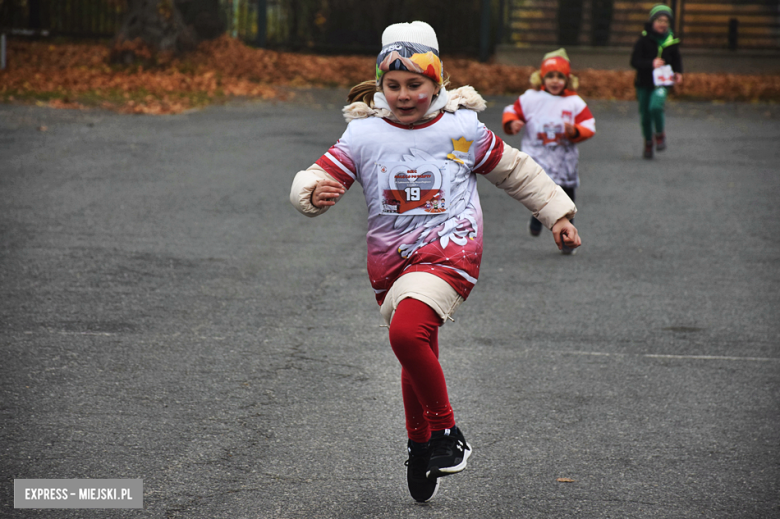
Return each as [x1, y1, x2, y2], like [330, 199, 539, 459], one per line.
[537, 122, 563, 146]
[377, 151, 449, 216]
[379, 147, 479, 261]
[446, 137, 473, 164]
[321, 111, 502, 303]
[536, 110, 573, 146]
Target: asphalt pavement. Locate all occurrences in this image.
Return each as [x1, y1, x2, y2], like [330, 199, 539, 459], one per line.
[1, 91, 779, 518]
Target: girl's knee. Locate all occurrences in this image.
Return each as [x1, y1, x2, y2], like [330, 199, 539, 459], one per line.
[388, 320, 412, 351]
[389, 319, 430, 357]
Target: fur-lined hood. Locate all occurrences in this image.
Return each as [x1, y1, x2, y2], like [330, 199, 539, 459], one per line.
[342, 85, 487, 124]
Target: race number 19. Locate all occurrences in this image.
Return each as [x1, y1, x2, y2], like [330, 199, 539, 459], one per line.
[404, 187, 421, 201]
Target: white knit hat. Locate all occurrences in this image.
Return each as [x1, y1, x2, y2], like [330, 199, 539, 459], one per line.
[381, 21, 439, 52]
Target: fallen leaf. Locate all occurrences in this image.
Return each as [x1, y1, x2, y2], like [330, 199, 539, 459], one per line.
[556, 478, 576, 483]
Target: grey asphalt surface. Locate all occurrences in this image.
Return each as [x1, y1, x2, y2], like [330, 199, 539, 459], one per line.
[1, 91, 779, 519]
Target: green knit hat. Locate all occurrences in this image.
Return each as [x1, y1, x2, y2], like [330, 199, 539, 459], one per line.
[649, 4, 673, 23]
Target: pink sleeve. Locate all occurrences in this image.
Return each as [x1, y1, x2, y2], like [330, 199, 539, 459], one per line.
[315, 136, 356, 189]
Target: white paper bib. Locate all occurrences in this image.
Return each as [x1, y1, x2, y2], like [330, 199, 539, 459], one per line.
[653, 65, 675, 86]
[376, 158, 450, 216]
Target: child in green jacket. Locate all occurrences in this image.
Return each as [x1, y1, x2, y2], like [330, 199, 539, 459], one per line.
[630, 4, 683, 159]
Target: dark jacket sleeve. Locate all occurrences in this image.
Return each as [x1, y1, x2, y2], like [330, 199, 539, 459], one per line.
[664, 44, 683, 74]
[631, 36, 658, 87]
[630, 37, 655, 72]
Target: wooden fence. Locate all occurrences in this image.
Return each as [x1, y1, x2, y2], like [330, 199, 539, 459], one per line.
[504, 0, 780, 50]
[682, 0, 780, 49]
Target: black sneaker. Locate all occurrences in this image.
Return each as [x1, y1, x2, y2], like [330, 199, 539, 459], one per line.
[426, 427, 472, 479]
[405, 441, 439, 502]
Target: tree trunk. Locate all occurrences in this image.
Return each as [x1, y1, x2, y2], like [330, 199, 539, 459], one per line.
[113, 0, 224, 61]
[177, 0, 225, 40]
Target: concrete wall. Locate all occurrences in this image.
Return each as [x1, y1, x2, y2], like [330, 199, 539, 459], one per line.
[494, 44, 780, 75]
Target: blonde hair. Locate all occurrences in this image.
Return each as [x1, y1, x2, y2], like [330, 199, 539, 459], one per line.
[346, 75, 452, 106]
[347, 80, 379, 105]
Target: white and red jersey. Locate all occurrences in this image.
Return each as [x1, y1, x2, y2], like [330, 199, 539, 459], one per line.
[503, 89, 595, 188]
[315, 109, 503, 305]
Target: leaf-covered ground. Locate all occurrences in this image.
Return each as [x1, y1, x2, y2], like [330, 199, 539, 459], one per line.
[2, 36, 778, 115]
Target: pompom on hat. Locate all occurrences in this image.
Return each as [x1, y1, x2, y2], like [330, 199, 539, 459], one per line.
[649, 4, 674, 23]
[376, 21, 443, 86]
[530, 48, 579, 92]
[540, 48, 571, 78]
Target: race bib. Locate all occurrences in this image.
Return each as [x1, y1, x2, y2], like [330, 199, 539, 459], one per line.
[653, 64, 675, 86]
[377, 160, 450, 216]
[536, 117, 565, 147]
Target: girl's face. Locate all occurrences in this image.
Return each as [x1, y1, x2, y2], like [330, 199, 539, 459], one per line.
[543, 71, 567, 96]
[652, 15, 670, 34]
[381, 70, 440, 125]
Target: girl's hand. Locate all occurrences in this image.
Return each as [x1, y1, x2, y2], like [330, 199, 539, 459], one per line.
[551, 217, 582, 251]
[564, 122, 578, 139]
[508, 120, 525, 135]
[311, 179, 345, 208]
[653, 57, 666, 69]
[674, 72, 683, 84]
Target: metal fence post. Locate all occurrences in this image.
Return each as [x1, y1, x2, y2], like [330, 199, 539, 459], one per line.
[232, 0, 239, 38]
[479, 0, 490, 62]
[256, 0, 266, 47]
[1, 33, 6, 71]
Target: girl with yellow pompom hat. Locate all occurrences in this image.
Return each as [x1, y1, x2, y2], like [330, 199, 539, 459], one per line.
[502, 48, 596, 253]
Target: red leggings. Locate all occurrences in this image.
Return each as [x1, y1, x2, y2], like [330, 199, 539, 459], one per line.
[388, 298, 455, 443]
